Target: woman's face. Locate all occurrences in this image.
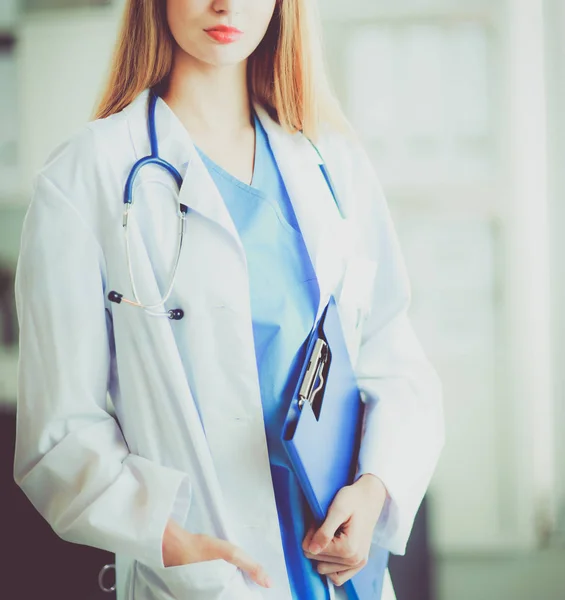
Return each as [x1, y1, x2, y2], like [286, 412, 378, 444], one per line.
[166, 0, 277, 67]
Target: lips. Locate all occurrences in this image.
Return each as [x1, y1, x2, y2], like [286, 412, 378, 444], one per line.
[204, 25, 243, 44]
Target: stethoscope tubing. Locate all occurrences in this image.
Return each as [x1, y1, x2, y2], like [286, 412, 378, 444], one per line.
[109, 90, 187, 320]
[123, 204, 186, 312]
[108, 88, 345, 323]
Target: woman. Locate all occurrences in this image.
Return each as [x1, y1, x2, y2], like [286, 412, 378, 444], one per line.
[13, 1, 444, 599]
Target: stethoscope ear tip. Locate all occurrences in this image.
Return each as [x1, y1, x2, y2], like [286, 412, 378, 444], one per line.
[168, 308, 184, 320]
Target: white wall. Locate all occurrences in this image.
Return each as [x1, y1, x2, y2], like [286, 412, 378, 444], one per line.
[0, 4, 124, 408]
[17, 5, 122, 193]
[544, 0, 565, 541]
[322, 0, 556, 554]
[0, 0, 18, 31]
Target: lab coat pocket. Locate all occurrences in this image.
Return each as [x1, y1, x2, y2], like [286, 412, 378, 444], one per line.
[134, 558, 241, 600]
[336, 255, 378, 365]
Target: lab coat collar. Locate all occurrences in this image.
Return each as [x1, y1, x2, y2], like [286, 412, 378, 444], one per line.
[123, 88, 242, 250]
[123, 88, 350, 323]
[253, 102, 351, 320]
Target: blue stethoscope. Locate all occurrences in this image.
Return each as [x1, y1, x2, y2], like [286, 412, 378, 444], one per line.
[107, 88, 344, 323]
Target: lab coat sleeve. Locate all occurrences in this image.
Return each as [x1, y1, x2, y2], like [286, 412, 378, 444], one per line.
[13, 173, 192, 569]
[351, 148, 445, 556]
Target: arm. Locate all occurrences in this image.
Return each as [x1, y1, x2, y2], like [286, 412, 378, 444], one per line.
[14, 173, 192, 568]
[352, 151, 445, 556]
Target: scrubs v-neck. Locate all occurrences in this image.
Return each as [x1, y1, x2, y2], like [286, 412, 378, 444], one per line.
[195, 114, 331, 600]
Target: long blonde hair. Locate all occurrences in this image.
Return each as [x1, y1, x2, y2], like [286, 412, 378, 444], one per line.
[94, 0, 350, 141]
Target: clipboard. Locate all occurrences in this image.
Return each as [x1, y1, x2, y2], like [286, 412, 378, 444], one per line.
[281, 295, 389, 600]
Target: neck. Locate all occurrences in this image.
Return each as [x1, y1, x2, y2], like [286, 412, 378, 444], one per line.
[161, 50, 253, 137]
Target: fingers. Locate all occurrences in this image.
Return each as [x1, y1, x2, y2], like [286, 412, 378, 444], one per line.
[301, 524, 316, 554]
[315, 556, 368, 577]
[202, 536, 273, 589]
[303, 550, 354, 565]
[304, 545, 367, 567]
[302, 522, 345, 559]
[308, 502, 351, 555]
[303, 523, 353, 561]
[325, 562, 366, 587]
[302, 525, 367, 568]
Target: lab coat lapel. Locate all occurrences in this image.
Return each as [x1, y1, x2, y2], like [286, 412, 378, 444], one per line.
[253, 104, 350, 324]
[125, 88, 244, 253]
[124, 89, 350, 323]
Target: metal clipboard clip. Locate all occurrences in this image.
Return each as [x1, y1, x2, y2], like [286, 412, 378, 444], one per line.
[297, 338, 329, 410]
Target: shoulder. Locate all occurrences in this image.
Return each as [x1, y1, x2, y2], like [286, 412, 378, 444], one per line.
[29, 101, 140, 246]
[30, 98, 143, 238]
[314, 124, 386, 221]
[37, 109, 132, 195]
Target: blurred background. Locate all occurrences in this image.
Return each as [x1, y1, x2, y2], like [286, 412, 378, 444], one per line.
[1, 0, 564, 598]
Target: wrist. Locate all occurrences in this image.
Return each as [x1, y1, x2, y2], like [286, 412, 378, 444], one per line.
[162, 518, 190, 567]
[355, 473, 387, 503]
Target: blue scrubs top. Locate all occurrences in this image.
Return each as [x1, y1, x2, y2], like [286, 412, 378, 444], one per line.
[196, 114, 331, 599]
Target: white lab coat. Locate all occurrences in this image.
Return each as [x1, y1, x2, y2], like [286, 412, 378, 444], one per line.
[13, 88, 444, 600]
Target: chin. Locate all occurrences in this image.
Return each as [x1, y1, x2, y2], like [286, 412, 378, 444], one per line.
[198, 48, 253, 68]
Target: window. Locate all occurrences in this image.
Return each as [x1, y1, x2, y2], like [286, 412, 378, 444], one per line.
[346, 21, 495, 187]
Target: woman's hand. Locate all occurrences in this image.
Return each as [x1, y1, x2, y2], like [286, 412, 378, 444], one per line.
[302, 474, 388, 587]
[162, 519, 273, 588]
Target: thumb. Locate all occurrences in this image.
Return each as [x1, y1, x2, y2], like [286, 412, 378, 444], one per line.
[200, 535, 273, 589]
[309, 502, 350, 555]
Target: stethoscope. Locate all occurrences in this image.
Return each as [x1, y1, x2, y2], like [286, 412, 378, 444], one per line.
[107, 88, 345, 323]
